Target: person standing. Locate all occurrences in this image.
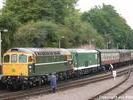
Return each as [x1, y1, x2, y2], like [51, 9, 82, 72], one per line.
[50, 73, 57, 93]
[112, 70, 117, 80]
[110, 64, 114, 73]
[110, 64, 117, 80]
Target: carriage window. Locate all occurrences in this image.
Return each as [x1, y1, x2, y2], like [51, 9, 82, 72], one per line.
[4, 55, 10, 63]
[11, 54, 17, 63]
[19, 55, 27, 63]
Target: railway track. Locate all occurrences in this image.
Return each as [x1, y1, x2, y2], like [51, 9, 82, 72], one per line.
[90, 68, 133, 100]
[0, 67, 131, 100]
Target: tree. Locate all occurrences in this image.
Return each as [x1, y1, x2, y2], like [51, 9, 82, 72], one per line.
[3, 0, 77, 24]
[0, 0, 78, 51]
[82, 4, 133, 49]
[0, 13, 19, 52]
[65, 12, 105, 48]
[14, 21, 59, 47]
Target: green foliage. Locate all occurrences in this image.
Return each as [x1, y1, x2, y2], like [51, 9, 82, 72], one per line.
[0, 0, 79, 51]
[14, 18, 105, 48]
[65, 13, 105, 48]
[3, 0, 77, 24]
[82, 4, 133, 49]
[0, 14, 20, 52]
[14, 21, 58, 47]
[1, 1, 133, 51]
[14, 20, 76, 48]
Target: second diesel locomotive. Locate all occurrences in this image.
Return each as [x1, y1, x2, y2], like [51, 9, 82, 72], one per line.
[1, 48, 133, 89]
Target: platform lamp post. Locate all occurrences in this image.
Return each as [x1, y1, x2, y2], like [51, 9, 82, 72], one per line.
[59, 36, 64, 48]
[0, 29, 8, 65]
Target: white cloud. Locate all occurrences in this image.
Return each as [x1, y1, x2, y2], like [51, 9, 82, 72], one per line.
[76, 0, 133, 29]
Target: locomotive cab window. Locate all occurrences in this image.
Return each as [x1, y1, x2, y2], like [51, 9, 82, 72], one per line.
[11, 54, 17, 63]
[19, 54, 27, 63]
[4, 55, 10, 63]
[64, 55, 72, 61]
[28, 56, 34, 62]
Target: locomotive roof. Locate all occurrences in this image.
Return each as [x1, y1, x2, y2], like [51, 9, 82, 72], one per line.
[7, 48, 71, 56]
[68, 49, 98, 53]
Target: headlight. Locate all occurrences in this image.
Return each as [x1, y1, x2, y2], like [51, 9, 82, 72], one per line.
[29, 66, 32, 69]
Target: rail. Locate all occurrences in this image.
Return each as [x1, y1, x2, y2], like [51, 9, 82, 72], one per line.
[0, 68, 130, 100]
[89, 69, 132, 100]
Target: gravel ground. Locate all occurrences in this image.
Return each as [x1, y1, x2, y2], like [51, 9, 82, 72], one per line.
[99, 72, 133, 100]
[117, 73, 133, 100]
[121, 88, 133, 100]
[25, 74, 126, 100]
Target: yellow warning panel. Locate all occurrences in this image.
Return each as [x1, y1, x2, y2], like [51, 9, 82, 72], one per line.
[2, 63, 28, 76]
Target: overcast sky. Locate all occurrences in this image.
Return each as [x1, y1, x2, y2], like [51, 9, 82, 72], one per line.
[0, 0, 3, 9]
[0, 0, 133, 29]
[76, 0, 133, 29]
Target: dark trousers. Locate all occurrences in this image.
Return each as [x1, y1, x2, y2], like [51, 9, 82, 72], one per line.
[52, 87, 56, 93]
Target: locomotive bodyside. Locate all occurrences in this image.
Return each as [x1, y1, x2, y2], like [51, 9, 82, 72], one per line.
[69, 49, 100, 70]
[31, 49, 72, 76]
[3, 48, 72, 77]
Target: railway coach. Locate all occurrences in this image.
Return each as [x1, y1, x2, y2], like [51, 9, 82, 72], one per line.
[119, 50, 131, 66]
[98, 49, 120, 70]
[98, 49, 132, 70]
